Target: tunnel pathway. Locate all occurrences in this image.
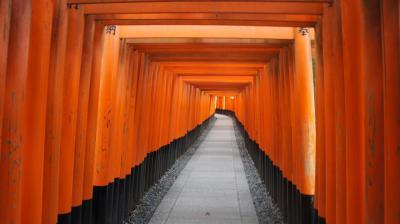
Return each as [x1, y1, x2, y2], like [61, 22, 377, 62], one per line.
[149, 114, 258, 224]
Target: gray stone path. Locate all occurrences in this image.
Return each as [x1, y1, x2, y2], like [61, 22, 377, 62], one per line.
[149, 114, 258, 224]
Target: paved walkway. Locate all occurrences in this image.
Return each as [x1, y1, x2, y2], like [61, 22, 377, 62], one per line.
[149, 114, 258, 224]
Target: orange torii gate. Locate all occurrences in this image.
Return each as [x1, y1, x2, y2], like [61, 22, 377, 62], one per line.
[0, 0, 398, 224]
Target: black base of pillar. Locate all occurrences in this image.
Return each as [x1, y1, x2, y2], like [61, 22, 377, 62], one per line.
[57, 213, 71, 224]
[71, 205, 82, 224]
[82, 199, 93, 224]
[301, 194, 314, 224]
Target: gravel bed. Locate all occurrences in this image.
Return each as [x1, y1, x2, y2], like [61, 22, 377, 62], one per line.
[233, 121, 284, 224]
[123, 118, 216, 224]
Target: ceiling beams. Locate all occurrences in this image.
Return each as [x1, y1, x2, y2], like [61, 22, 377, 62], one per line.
[64, 0, 323, 95]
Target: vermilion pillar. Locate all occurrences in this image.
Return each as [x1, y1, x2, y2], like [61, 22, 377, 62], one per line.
[23, 0, 55, 223]
[58, 6, 85, 221]
[82, 22, 104, 204]
[293, 27, 316, 224]
[314, 20, 326, 222]
[71, 15, 95, 224]
[341, 0, 384, 223]
[382, 0, 400, 223]
[0, 1, 31, 223]
[93, 26, 119, 187]
[43, 1, 68, 223]
[0, 0, 11, 144]
[322, 7, 336, 223]
[330, 2, 347, 223]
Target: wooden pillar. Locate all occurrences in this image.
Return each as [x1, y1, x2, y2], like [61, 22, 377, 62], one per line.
[132, 52, 146, 166]
[42, 1, 69, 223]
[341, 0, 384, 223]
[117, 41, 134, 179]
[0, 0, 11, 145]
[293, 27, 316, 223]
[322, 6, 337, 223]
[93, 26, 117, 187]
[108, 29, 123, 188]
[321, 4, 348, 223]
[330, 2, 347, 223]
[58, 5, 85, 220]
[381, 0, 400, 223]
[71, 15, 96, 224]
[314, 19, 326, 222]
[82, 22, 104, 203]
[0, 0, 32, 223]
[22, 0, 56, 223]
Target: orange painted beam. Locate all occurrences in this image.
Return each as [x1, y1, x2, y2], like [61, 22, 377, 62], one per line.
[100, 19, 317, 27]
[95, 13, 319, 27]
[82, 2, 324, 15]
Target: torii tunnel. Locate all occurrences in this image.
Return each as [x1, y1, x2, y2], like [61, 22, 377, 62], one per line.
[0, 0, 399, 224]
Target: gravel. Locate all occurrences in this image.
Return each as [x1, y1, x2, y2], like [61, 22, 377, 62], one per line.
[123, 118, 216, 224]
[233, 121, 284, 224]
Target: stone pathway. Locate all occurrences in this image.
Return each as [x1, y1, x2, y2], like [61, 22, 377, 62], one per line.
[149, 114, 258, 224]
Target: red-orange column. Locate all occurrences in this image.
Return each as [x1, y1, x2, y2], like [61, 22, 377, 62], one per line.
[293, 27, 316, 197]
[163, 71, 174, 145]
[108, 27, 122, 184]
[153, 67, 165, 149]
[23, 0, 55, 223]
[136, 58, 152, 163]
[161, 68, 171, 145]
[361, 1, 384, 223]
[119, 44, 135, 178]
[126, 49, 141, 172]
[258, 71, 266, 152]
[0, 0, 11, 147]
[148, 65, 160, 151]
[265, 64, 272, 156]
[130, 51, 143, 167]
[288, 55, 297, 189]
[341, 0, 384, 223]
[175, 75, 182, 137]
[43, 1, 69, 223]
[330, 2, 347, 222]
[382, 0, 400, 223]
[277, 56, 285, 180]
[322, 8, 336, 223]
[287, 46, 295, 188]
[167, 75, 177, 140]
[142, 63, 157, 157]
[132, 52, 146, 166]
[0, 1, 31, 223]
[341, 2, 365, 222]
[254, 76, 261, 145]
[72, 15, 95, 210]
[314, 20, 326, 220]
[58, 6, 85, 215]
[278, 49, 286, 181]
[93, 28, 119, 186]
[82, 22, 105, 202]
